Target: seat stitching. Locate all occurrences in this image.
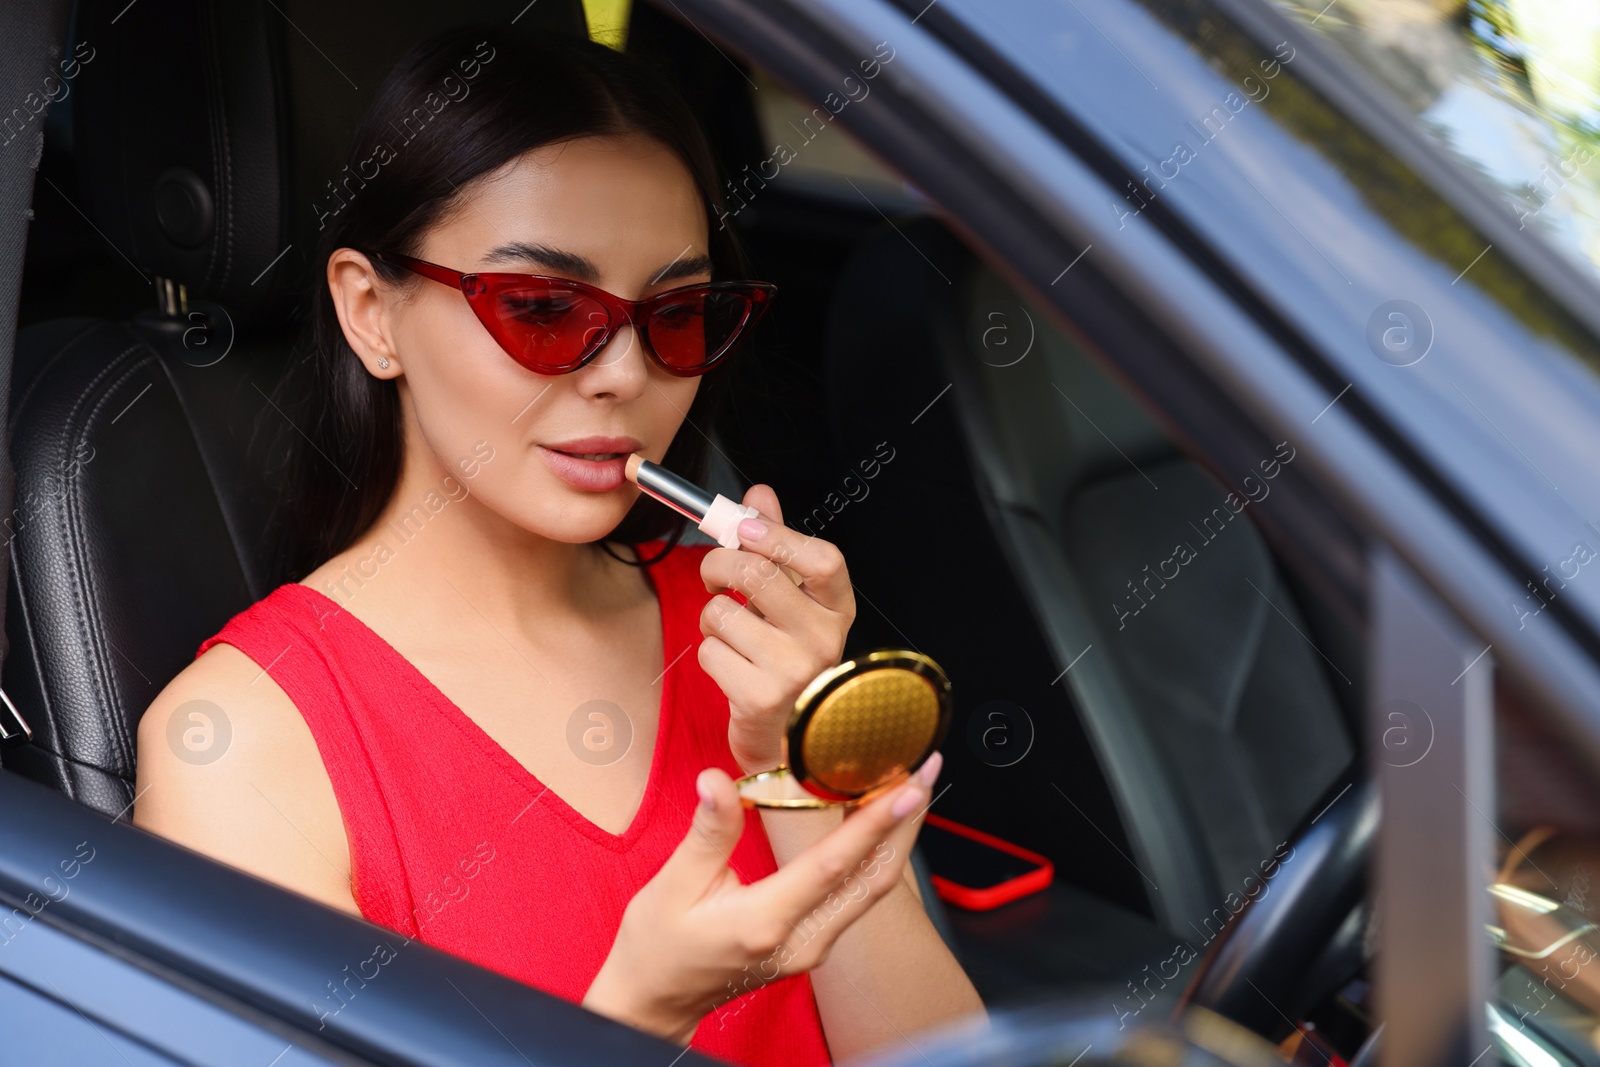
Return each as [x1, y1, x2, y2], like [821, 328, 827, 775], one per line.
[48, 345, 164, 777]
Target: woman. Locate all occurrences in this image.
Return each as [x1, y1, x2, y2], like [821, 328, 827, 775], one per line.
[133, 23, 983, 1066]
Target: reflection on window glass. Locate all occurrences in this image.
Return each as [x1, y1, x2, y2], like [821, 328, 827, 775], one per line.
[1267, 0, 1600, 288]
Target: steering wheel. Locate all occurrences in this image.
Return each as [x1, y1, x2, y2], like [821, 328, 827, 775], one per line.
[864, 776, 1376, 1066]
[1176, 773, 1377, 1040]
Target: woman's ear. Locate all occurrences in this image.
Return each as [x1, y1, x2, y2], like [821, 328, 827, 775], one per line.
[327, 248, 403, 378]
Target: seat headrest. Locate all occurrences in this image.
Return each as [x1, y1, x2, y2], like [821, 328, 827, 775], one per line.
[70, 0, 588, 330]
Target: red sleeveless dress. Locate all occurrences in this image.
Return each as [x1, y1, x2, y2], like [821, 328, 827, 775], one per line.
[196, 539, 832, 1067]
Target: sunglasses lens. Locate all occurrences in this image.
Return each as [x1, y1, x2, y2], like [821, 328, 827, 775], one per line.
[647, 289, 758, 370]
[473, 278, 769, 375]
[492, 287, 610, 370]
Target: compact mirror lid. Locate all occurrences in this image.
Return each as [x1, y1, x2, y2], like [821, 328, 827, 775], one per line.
[736, 649, 952, 808]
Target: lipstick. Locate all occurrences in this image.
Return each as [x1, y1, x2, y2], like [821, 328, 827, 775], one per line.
[624, 454, 803, 584]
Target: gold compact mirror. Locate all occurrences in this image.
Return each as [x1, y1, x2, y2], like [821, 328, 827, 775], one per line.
[736, 649, 952, 809]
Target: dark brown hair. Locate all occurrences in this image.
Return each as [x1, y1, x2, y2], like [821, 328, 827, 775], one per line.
[270, 24, 754, 585]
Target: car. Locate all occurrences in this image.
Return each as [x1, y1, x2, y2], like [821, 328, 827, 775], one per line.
[0, 0, 1597, 1063]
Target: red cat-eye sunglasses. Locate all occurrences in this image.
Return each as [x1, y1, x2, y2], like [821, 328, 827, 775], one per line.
[367, 251, 777, 377]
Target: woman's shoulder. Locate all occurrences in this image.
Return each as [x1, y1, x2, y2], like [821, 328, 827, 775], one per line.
[133, 598, 359, 915]
[149, 582, 326, 740]
[138, 593, 326, 804]
[136, 632, 327, 743]
[166, 581, 372, 765]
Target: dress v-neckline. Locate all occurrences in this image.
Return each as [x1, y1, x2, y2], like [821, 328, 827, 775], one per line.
[291, 543, 677, 852]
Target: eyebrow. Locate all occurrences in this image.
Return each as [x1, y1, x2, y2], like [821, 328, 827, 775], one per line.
[479, 241, 714, 285]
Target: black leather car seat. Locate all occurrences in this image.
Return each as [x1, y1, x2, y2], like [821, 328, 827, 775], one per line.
[816, 220, 1153, 918]
[3, 0, 589, 815]
[822, 215, 1354, 934]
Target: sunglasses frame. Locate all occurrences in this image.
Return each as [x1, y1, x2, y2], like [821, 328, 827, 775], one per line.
[367, 250, 777, 377]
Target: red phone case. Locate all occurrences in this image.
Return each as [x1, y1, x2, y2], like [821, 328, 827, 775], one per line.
[923, 812, 1054, 911]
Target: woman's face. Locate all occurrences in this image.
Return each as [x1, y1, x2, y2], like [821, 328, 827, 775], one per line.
[332, 132, 710, 546]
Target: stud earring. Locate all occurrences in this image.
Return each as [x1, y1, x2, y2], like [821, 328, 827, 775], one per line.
[377, 357, 390, 370]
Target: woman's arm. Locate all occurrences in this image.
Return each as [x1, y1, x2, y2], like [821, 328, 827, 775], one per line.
[694, 485, 987, 1059]
[756, 754, 986, 1064]
[133, 644, 363, 917]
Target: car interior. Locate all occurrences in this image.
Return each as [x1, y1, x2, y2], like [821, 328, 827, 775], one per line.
[0, 0, 1376, 1055]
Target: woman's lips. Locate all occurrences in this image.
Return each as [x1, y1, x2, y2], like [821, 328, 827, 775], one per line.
[537, 445, 629, 491]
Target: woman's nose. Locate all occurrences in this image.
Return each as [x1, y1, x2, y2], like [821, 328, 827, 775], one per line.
[575, 320, 650, 400]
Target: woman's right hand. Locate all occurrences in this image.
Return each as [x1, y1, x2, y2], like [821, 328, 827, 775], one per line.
[581, 764, 931, 1044]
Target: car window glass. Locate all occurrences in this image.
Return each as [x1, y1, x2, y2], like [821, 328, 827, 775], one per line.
[928, 0, 1600, 677]
[1266, 0, 1600, 293]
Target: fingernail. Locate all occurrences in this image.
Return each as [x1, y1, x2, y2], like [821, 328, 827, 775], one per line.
[738, 518, 768, 541]
[917, 751, 943, 788]
[697, 775, 717, 812]
[892, 784, 925, 819]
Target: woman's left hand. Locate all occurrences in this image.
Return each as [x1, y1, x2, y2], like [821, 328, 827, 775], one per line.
[698, 484, 857, 776]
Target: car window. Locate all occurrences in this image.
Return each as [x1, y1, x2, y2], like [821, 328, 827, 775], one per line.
[1266, 0, 1600, 293]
